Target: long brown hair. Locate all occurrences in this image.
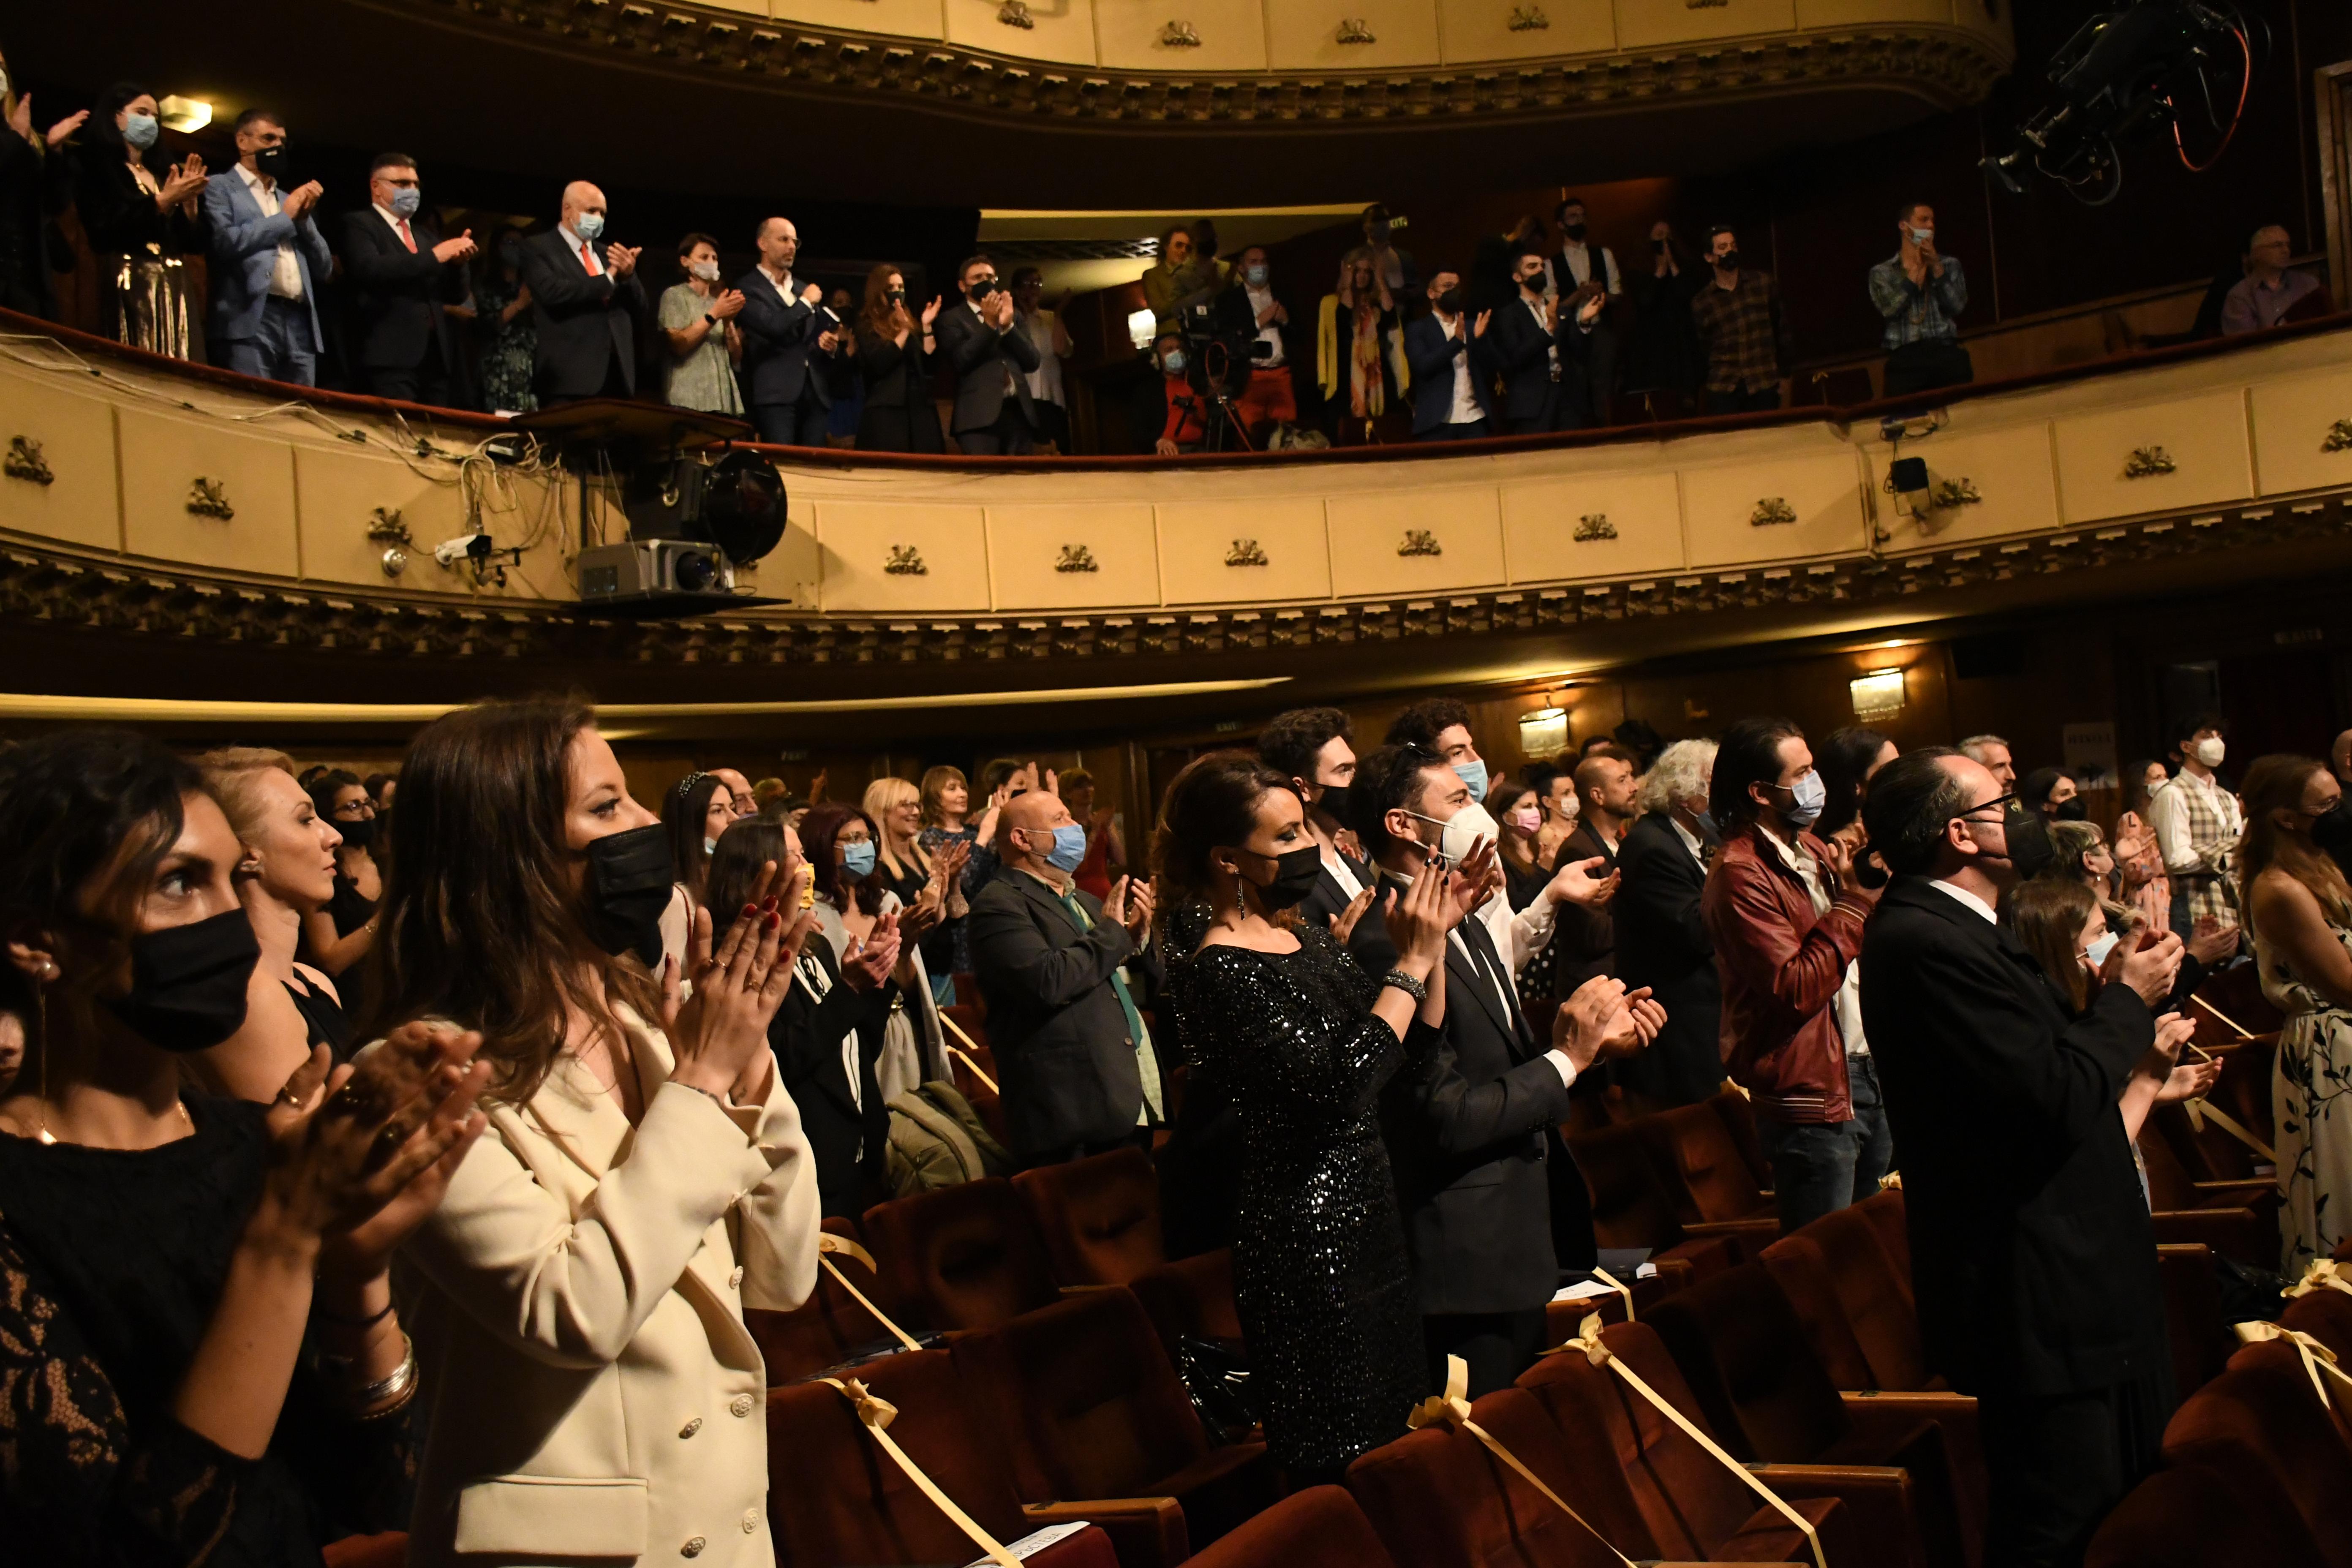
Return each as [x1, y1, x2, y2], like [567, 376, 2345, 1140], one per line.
[803, 802, 885, 917]
[860, 261, 913, 341]
[369, 695, 660, 1108]
[2240, 753, 2352, 924]
[2008, 878, 2099, 1014]
[1152, 749, 1301, 936]
[920, 765, 967, 828]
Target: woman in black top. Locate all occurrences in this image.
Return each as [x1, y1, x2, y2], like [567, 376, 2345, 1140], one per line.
[302, 771, 380, 994]
[71, 82, 208, 358]
[197, 749, 354, 1101]
[0, 728, 490, 1565]
[0, 52, 83, 320]
[853, 262, 946, 453]
[1488, 779, 1553, 913]
[1627, 221, 1706, 408]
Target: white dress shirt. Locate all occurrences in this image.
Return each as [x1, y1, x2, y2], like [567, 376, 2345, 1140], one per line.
[559, 223, 605, 276]
[1930, 878, 1999, 923]
[234, 163, 305, 300]
[2147, 768, 2243, 874]
[1244, 283, 1287, 368]
[1669, 814, 1709, 872]
[1021, 307, 1067, 404]
[1522, 294, 1560, 376]
[1437, 314, 1481, 424]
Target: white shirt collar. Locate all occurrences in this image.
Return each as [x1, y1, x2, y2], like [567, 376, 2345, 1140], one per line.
[234, 162, 270, 193]
[374, 201, 408, 227]
[1668, 814, 1706, 864]
[1929, 879, 1998, 923]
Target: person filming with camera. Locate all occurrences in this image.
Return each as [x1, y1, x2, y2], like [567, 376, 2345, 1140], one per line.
[1152, 332, 1210, 456]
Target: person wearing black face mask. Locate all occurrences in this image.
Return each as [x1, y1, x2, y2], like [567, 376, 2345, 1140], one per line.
[202, 106, 332, 386]
[2023, 765, 2088, 825]
[1548, 196, 1622, 425]
[1258, 705, 1374, 933]
[1689, 222, 1791, 416]
[302, 770, 380, 1010]
[1405, 267, 1496, 441]
[0, 727, 493, 1564]
[1154, 749, 1458, 1484]
[849, 261, 944, 452]
[1627, 219, 1706, 411]
[934, 252, 1043, 455]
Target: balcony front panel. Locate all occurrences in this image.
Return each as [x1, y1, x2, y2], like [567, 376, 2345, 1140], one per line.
[2052, 389, 2254, 526]
[118, 406, 302, 577]
[0, 371, 122, 555]
[1614, 0, 1797, 52]
[1500, 468, 1685, 583]
[2249, 367, 2352, 499]
[1097, 0, 1273, 71]
[815, 499, 993, 614]
[1326, 483, 1508, 599]
[987, 502, 1163, 611]
[1157, 497, 1333, 606]
[1858, 418, 2061, 552]
[1678, 441, 1870, 570]
[1436, 0, 1616, 65]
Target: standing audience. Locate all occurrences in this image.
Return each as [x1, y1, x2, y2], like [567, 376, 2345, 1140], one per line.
[1546, 196, 1622, 424]
[302, 769, 380, 991]
[2112, 758, 2173, 934]
[1689, 224, 1790, 415]
[2147, 714, 2242, 936]
[473, 229, 537, 412]
[340, 152, 475, 405]
[737, 215, 837, 445]
[1614, 738, 1724, 1111]
[936, 254, 1043, 455]
[1959, 733, 2018, 789]
[1869, 200, 1972, 396]
[1552, 745, 1635, 993]
[852, 262, 945, 453]
[204, 107, 331, 387]
[657, 232, 745, 415]
[1628, 220, 1704, 409]
[1010, 267, 1073, 452]
[1405, 268, 1495, 442]
[1258, 706, 1371, 931]
[803, 803, 941, 1168]
[74, 83, 204, 359]
[519, 181, 644, 403]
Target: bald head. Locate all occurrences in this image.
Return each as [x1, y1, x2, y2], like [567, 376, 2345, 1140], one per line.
[2332, 729, 2352, 783]
[757, 216, 799, 274]
[561, 181, 607, 227]
[999, 787, 1075, 873]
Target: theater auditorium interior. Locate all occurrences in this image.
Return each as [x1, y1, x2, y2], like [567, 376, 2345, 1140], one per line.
[2, 0, 2352, 1565]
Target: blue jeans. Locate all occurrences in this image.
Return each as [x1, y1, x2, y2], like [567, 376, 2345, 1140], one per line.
[1758, 1055, 1891, 1234]
[222, 295, 317, 386]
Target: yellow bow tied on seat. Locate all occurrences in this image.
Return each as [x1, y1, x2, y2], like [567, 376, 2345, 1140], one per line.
[2235, 1320, 2352, 1410]
[1405, 1353, 1636, 1568]
[2286, 1258, 2352, 1301]
[816, 1231, 924, 1353]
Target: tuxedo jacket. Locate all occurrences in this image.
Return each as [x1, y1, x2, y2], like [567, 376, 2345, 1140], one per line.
[1484, 294, 1592, 421]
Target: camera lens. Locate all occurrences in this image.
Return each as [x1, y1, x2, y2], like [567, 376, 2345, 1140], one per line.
[674, 550, 716, 593]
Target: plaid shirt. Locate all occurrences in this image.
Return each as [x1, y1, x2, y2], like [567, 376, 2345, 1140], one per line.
[2146, 770, 2244, 926]
[1868, 253, 1969, 349]
[1689, 269, 1791, 394]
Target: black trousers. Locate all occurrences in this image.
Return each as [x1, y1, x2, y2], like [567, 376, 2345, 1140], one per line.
[1980, 1361, 2172, 1568]
[956, 403, 1038, 456]
[1416, 418, 1491, 442]
[754, 392, 830, 447]
[1424, 1307, 1548, 1400]
[1705, 385, 1781, 415]
[362, 338, 449, 408]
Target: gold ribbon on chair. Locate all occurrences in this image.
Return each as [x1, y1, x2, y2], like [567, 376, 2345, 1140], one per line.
[2286, 1258, 2352, 1301]
[2189, 994, 2256, 1040]
[819, 1377, 1022, 1568]
[1405, 1354, 1639, 1568]
[1590, 1265, 1635, 1323]
[1554, 1316, 1828, 1568]
[2233, 1320, 2352, 1411]
[2182, 1097, 2278, 1166]
[815, 1232, 924, 1354]
[937, 1013, 1001, 1094]
[1877, 1171, 1902, 1191]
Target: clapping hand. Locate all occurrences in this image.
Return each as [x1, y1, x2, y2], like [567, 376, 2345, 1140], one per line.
[1552, 977, 1653, 1072]
[2187, 916, 2240, 967]
[1331, 883, 1379, 946]
[921, 294, 944, 327]
[1446, 836, 1502, 920]
[1380, 858, 1460, 969]
[281, 180, 324, 220]
[667, 887, 807, 1098]
[605, 242, 641, 280]
[709, 288, 747, 320]
[841, 909, 903, 991]
[44, 107, 90, 147]
[159, 156, 209, 208]
[1577, 292, 1605, 327]
[432, 229, 479, 265]
[1547, 854, 1617, 909]
[2141, 1012, 2218, 1103]
[2109, 929, 2183, 1007]
[1472, 309, 1492, 338]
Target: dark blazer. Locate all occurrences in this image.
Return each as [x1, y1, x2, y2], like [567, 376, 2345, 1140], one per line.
[1352, 877, 1577, 1315]
[72, 149, 201, 259]
[852, 323, 945, 454]
[965, 866, 1161, 1159]
[1860, 877, 2167, 1398]
[934, 300, 1040, 434]
[1403, 312, 1496, 435]
[1611, 812, 1723, 1108]
[769, 932, 887, 1222]
[338, 208, 460, 372]
[1297, 849, 1374, 933]
[1550, 821, 1619, 995]
[1483, 294, 1590, 422]
[735, 270, 834, 411]
[517, 227, 644, 399]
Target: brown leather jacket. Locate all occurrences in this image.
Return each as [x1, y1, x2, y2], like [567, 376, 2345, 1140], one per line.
[1698, 822, 1870, 1124]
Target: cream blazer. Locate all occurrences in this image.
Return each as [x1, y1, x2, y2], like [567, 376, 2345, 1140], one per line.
[397, 1008, 820, 1567]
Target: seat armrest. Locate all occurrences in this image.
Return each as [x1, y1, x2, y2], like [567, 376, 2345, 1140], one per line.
[1682, 1217, 1784, 1240]
[2150, 1207, 2267, 1267]
[2191, 1179, 2279, 1204]
[1748, 1465, 1930, 1568]
[1024, 1498, 1187, 1568]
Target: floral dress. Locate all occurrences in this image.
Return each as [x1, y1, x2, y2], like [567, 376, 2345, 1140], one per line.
[2262, 916, 2352, 1275]
[475, 268, 538, 413]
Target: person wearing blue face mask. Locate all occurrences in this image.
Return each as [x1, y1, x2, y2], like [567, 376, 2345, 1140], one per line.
[1151, 331, 1209, 455]
[516, 179, 645, 403]
[339, 152, 477, 405]
[1217, 244, 1304, 445]
[74, 83, 204, 357]
[1699, 716, 1882, 1234]
[966, 785, 1164, 1167]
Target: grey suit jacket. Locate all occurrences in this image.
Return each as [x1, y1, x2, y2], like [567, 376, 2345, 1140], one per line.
[934, 299, 1041, 434]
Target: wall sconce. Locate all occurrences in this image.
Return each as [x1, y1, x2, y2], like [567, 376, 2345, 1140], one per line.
[1126, 308, 1157, 352]
[157, 95, 214, 133]
[1849, 667, 1906, 720]
[1518, 706, 1568, 757]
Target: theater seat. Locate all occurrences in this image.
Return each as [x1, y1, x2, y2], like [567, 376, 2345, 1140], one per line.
[2085, 1460, 2329, 1568]
[2154, 1243, 2233, 1398]
[1775, 1204, 1937, 1391]
[1759, 1234, 1878, 1392]
[1568, 1119, 1765, 1268]
[321, 1534, 406, 1568]
[1854, 1187, 1913, 1296]
[1707, 1088, 1773, 1191]
[2280, 1281, 2352, 1361]
[765, 1347, 1134, 1568]
[746, 1217, 921, 1385]
[952, 973, 983, 1013]
[1646, 1263, 1974, 1568]
[1637, 1103, 1781, 1232]
[2137, 1122, 2278, 1266]
[863, 1178, 1060, 1331]
[1016, 1146, 1167, 1287]
[2159, 1338, 2352, 1568]
[1181, 1486, 1399, 1568]
[955, 1286, 1279, 1553]
[1128, 1247, 1246, 1357]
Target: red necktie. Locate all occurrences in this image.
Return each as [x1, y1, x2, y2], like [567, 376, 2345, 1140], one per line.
[580, 240, 602, 277]
[396, 218, 416, 254]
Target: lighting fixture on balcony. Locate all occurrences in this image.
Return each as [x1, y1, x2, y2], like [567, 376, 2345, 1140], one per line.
[1519, 706, 1568, 757]
[1849, 667, 1905, 720]
[1126, 308, 1156, 352]
[156, 95, 213, 133]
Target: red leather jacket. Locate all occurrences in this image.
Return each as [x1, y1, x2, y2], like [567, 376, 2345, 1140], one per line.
[1698, 822, 1870, 1124]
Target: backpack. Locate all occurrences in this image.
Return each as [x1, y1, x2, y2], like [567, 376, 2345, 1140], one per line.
[884, 1080, 1015, 1196]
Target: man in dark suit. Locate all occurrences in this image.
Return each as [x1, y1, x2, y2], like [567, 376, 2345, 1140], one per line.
[1484, 247, 1601, 436]
[1860, 748, 2189, 1568]
[1256, 705, 1371, 931]
[1613, 740, 1724, 1109]
[1345, 743, 1657, 1397]
[517, 180, 644, 403]
[338, 153, 476, 405]
[966, 787, 1162, 1166]
[1404, 268, 1496, 442]
[735, 215, 840, 446]
[934, 254, 1043, 455]
[1552, 745, 1638, 996]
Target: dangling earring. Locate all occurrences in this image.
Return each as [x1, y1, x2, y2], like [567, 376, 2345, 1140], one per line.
[1234, 877, 1248, 919]
[33, 972, 53, 1146]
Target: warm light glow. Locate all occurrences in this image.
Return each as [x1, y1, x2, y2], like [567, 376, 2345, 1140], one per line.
[1126, 308, 1157, 351]
[1518, 707, 1569, 757]
[1850, 667, 1906, 719]
[156, 95, 213, 133]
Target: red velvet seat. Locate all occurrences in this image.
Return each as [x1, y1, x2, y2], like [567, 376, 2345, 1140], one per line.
[2153, 1243, 2234, 1398]
[746, 1217, 920, 1384]
[1568, 1119, 1765, 1267]
[1759, 1233, 1880, 1392]
[2084, 1460, 2328, 1568]
[1016, 1146, 1168, 1287]
[1853, 1187, 1912, 1296]
[1707, 1088, 1773, 1191]
[764, 1346, 1135, 1568]
[862, 1177, 1060, 1331]
[2159, 1337, 2352, 1568]
[1787, 1203, 1934, 1388]
[321, 1534, 407, 1568]
[1128, 1247, 1246, 1356]
[953, 1286, 1279, 1554]
[2137, 1120, 2279, 1266]
[1637, 1103, 1781, 1233]
[1181, 1485, 1399, 1568]
[2280, 1282, 2352, 1361]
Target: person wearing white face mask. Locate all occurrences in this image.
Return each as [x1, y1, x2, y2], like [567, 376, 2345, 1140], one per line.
[659, 231, 745, 415]
[1868, 199, 1971, 397]
[1699, 716, 1882, 1234]
[2146, 713, 2244, 938]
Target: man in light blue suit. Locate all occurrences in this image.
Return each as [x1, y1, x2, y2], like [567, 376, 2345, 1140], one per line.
[201, 106, 332, 386]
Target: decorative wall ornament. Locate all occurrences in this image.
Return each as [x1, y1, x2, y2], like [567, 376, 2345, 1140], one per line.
[1055, 543, 1099, 573]
[1398, 529, 1443, 557]
[1930, 477, 1982, 509]
[1573, 512, 1616, 541]
[366, 506, 411, 544]
[1749, 497, 1797, 527]
[1508, 6, 1550, 30]
[1225, 538, 1269, 566]
[186, 477, 234, 520]
[996, 0, 1034, 27]
[1160, 20, 1202, 46]
[2323, 418, 2352, 453]
[2124, 446, 2177, 478]
[1337, 18, 1377, 44]
[3, 436, 52, 485]
[883, 543, 928, 575]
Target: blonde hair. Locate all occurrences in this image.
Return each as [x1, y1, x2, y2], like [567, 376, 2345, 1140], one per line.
[920, 764, 968, 828]
[863, 775, 929, 882]
[194, 746, 300, 845]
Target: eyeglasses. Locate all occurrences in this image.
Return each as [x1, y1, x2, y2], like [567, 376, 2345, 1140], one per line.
[1955, 790, 2017, 822]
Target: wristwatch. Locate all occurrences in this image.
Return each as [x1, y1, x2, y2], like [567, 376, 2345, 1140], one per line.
[703, 312, 718, 329]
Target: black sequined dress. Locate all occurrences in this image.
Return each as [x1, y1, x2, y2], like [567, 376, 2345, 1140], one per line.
[1166, 922, 1429, 1484]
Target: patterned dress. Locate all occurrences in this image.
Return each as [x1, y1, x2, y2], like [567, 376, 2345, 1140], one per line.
[2112, 810, 2171, 935]
[2262, 915, 2352, 1275]
[1165, 923, 1428, 1484]
[474, 268, 538, 414]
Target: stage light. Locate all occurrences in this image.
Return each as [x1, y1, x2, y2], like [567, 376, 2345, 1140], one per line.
[1519, 707, 1569, 756]
[1850, 668, 1906, 720]
[157, 96, 213, 133]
